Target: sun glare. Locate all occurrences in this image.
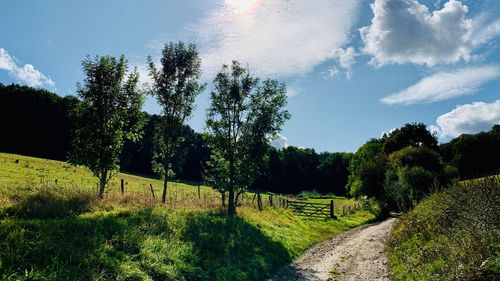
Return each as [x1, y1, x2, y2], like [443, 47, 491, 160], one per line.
[224, 0, 263, 16]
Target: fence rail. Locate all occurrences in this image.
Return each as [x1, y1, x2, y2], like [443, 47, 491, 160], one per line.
[287, 200, 336, 219]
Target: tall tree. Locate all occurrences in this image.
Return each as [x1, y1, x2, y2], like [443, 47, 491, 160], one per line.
[206, 61, 290, 215]
[147, 41, 204, 203]
[70, 55, 144, 198]
[382, 123, 438, 154]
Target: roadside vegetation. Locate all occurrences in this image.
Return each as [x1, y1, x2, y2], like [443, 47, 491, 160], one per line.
[0, 152, 376, 280]
[387, 177, 500, 281]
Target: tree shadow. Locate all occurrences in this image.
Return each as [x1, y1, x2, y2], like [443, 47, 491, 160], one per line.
[1, 191, 92, 219]
[182, 212, 292, 280]
[0, 207, 292, 281]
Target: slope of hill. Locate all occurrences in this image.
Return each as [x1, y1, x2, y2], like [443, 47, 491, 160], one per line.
[387, 177, 499, 280]
[0, 153, 377, 280]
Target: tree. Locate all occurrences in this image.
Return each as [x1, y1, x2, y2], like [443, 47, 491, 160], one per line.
[347, 138, 386, 199]
[206, 61, 290, 215]
[440, 125, 500, 179]
[70, 55, 144, 198]
[147, 42, 204, 203]
[384, 146, 447, 211]
[382, 123, 438, 154]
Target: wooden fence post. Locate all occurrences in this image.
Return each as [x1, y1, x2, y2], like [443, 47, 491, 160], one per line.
[121, 179, 124, 194]
[197, 185, 201, 199]
[269, 195, 273, 206]
[343, 205, 346, 216]
[150, 184, 156, 199]
[330, 200, 334, 219]
[257, 192, 263, 211]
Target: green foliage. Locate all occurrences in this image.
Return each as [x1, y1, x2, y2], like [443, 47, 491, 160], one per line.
[147, 42, 205, 200]
[387, 177, 500, 280]
[382, 122, 438, 154]
[0, 83, 78, 160]
[440, 124, 500, 179]
[384, 166, 436, 211]
[347, 139, 386, 199]
[388, 146, 442, 173]
[70, 55, 145, 198]
[384, 146, 448, 211]
[206, 61, 290, 215]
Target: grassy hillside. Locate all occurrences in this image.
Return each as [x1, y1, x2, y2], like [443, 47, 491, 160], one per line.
[0, 153, 377, 280]
[387, 177, 499, 281]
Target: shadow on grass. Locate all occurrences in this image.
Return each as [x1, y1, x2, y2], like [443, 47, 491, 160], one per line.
[0, 206, 291, 280]
[182, 212, 292, 280]
[0, 191, 93, 219]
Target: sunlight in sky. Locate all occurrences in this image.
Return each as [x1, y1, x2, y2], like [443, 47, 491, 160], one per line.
[224, 0, 263, 16]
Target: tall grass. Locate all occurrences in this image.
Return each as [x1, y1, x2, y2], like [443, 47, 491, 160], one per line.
[387, 177, 500, 280]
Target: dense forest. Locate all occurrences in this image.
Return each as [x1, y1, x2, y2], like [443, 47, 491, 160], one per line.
[1, 82, 499, 199]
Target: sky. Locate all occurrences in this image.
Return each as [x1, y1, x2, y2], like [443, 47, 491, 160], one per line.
[1, 0, 500, 152]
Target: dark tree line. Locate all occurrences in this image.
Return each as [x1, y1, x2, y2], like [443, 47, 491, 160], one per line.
[253, 147, 353, 196]
[0, 83, 78, 160]
[0, 82, 209, 183]
[1, 83, 499, 200]
[440, 125, 500, 179]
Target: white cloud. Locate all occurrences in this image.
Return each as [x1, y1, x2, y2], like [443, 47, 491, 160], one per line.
[271, 133, 288, 149]
[321, 66, 341, 79]
[360, 0, 500, 66]
[322, 47, 358, 79]
[331, 47, 357, 70]
[381, 66, 500, 105]
[193, 0, 360, 77]
[430, 100, 500, 140]
[0, 48, 54, 88]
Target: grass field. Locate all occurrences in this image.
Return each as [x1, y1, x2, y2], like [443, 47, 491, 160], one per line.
[0, 153, 378, 280]
[387, 177, 500, 281]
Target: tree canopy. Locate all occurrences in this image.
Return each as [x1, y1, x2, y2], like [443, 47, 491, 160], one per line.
[70, 55, 145, 198]
[206, 61, 290, 215]
[147, 41, 205, 203]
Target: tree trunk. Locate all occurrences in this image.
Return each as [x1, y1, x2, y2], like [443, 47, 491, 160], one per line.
[98, 174, 106, 199]
[228, 188, 236, 216]
[221, 192, 226, 207]
[162, 177, 168, 204]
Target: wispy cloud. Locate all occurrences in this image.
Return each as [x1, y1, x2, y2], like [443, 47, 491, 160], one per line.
[0, 48, 54, 88]
[430, 100, 500, 141]
[381, 66, 500, 105]
[322, 47, 357, 79]
[192, 0, 361, 78]
[360, 0, 500, 66]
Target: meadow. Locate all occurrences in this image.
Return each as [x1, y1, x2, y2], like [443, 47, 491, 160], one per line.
[0, 153, 378, 280]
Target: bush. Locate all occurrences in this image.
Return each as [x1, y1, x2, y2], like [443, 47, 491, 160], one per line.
[384, 166, 436, 212]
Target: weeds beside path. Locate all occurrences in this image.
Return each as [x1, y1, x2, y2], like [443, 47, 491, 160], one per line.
[269, 218, 397, 281]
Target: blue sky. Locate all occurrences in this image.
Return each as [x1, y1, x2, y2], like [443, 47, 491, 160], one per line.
[1, 0, 500, 152]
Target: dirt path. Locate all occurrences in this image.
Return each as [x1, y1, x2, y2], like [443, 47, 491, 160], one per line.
[268, 218, 397, 281]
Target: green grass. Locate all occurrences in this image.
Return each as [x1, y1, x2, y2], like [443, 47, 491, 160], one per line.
[387, 177, 500, 281]
[0, 153, 378, 280]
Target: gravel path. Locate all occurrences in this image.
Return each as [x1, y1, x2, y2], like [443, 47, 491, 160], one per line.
[268, 218, 397, 281]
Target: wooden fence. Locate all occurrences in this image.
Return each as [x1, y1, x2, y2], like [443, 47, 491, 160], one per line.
[287, 200, 336, 219]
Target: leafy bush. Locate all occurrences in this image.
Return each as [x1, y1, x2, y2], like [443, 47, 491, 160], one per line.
[384, 166, 436, 211]
[387, 177, 500, 280]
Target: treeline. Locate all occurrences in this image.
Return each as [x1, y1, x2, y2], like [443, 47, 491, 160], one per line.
[0, 83, 210, 183]
[0, 82, 352, 194]
[1, 83, 499, 203]
[347, 123, 500, 211]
